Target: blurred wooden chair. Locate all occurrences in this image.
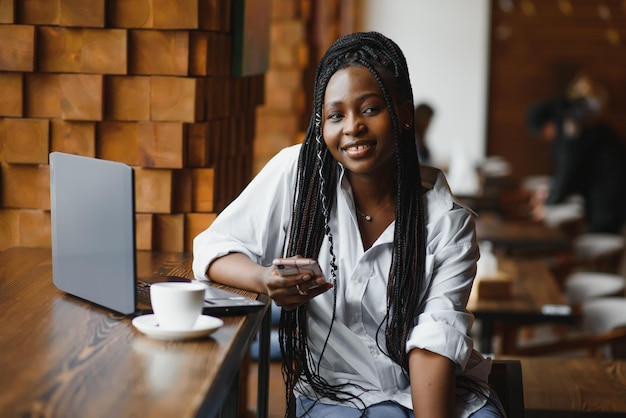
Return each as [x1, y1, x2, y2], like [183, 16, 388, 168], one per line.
[564, 271, 626, 307]
[514, 297, 626, 359]
[549, 232, 624, 288]
[572, 233, 625, 274]
[488, 360, 525, 418]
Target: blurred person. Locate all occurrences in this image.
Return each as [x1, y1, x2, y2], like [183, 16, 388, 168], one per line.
[526, 97, 626, 234]
[414, 102, 434, 164]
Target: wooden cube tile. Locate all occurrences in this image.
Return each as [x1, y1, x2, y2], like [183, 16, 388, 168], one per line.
[198, 0, 220, 30]
[106, 76, 151, 121]
[191, 168, 214, 212]
[152, 0, 197, 29]
[129, 30, 189, 76]
[189, 31, 209, 76]
[60, 0, 105, 27]
[134, 167, 191, 214]
[38, 27, 127, 74]
[0, 118, 49, 164]
[0, 72, 23, 117]
[96, 121, 139, 165]
[108, 0, 153, 28]
[37, 164, 50, 210]
[186, 122, 209, 167]
[60, 73, 103, 121]
[16, 0, 59, 24]
[0, 25, 35, 72]
[50, 120, 96, 157]
[153, 213, 184, 252]
[138, 121, 185, 168]
[185, 212, 216, 252]
[1, 162, 40, 208]
[204, 76, 231, 119]
[19, 209, 51, 247]
[150, 76, 203, 122]
[134, 167, 173, 213]
[0, 209, 20, 251]
[0, 0, 15, 23]
[172, 169, 192, 213]
[25, 73, 61, 118]
[135, 213, 154, 250]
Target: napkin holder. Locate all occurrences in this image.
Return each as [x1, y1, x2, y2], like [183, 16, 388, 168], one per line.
[477, 271, 512, 299]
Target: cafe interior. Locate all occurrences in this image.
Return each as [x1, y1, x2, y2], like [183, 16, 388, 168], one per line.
[1, 0, 626, 417]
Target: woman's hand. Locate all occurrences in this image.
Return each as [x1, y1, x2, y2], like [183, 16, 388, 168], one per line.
[264, 265, 333, 311]
[207, 253, 332, 311]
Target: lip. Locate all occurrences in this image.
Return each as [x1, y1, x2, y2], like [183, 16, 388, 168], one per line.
[341, 140, 376, 158]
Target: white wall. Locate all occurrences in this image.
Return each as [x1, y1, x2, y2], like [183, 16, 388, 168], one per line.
[357, 0, 491, 170]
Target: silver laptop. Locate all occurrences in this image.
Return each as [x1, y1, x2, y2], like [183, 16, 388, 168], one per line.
[49, 152, 264, 316]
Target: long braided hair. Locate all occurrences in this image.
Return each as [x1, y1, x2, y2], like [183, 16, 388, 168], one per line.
[279, 31, 427, 415]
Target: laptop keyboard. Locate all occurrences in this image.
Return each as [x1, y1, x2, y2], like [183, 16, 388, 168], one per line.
[136, 280, 152, 306]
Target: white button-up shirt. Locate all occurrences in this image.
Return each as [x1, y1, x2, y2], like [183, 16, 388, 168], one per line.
[193, 145, 491, 417]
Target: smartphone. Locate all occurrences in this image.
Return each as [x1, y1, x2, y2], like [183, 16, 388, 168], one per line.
[272, 258, 325, 280]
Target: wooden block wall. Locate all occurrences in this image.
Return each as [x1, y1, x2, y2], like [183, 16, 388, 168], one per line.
[252, 0, 311, 174]
[0, 0, 266, 252]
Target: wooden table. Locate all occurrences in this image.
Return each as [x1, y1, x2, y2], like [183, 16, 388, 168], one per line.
[475, 216, 570, 256]
[515, 357, 626, 417]
[468, 258, 576, 354]
[0, 247, 271, 418]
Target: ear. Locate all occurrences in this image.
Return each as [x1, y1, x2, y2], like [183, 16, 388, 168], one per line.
[398, 100, 414, 129]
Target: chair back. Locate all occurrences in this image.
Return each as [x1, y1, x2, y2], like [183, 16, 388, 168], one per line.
[488, 359, 525, 418]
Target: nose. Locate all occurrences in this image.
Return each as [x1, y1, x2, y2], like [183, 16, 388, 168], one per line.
[343, 112, 365, 136]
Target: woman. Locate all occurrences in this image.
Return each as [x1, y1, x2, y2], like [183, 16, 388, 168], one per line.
[193, 32, 503, 418]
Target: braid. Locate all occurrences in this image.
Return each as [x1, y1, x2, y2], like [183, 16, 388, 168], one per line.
[280, 31, 428, 416]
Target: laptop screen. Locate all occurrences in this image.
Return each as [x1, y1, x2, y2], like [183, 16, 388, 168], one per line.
[50, 152, 137, 314]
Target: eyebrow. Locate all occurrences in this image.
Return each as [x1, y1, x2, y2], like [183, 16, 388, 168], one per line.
[324, 92, 382, 108]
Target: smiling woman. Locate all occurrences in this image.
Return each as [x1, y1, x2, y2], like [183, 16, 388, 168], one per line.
[193, 31, 504, 418]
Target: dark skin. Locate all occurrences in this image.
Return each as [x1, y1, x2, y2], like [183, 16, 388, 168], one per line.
[322, 66, 404, 250]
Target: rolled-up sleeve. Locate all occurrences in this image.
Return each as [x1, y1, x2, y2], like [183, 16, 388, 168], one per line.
[405, 206, 478, 372]
[192, 145, 300, 280]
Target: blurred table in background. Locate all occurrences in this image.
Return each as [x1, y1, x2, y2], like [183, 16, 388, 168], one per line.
[468, 258, 576, 354]
[475, 215, 571, 257]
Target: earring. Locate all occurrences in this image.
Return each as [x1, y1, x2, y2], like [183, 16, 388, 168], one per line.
[404, 123, 411, 129]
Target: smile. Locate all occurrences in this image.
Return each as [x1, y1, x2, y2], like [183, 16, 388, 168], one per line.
[343, 144, 371, 151]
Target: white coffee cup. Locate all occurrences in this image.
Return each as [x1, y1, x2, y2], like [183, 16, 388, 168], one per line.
[150, 282, 206, 330]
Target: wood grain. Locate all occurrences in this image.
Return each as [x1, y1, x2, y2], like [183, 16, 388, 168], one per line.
[0, 118, 49, 164]
[0, 24, 35, 72]
[25, 73, 61, 118]
[60, 73, 103, 121]
[518, 357, 626, 416]
[0, 73, 23, 116]
[0, 248, 269, 418]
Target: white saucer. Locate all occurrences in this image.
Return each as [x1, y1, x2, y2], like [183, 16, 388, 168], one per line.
[132, 314, 224, 341]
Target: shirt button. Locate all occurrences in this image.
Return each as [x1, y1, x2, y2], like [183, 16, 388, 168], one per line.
[351, 315, 358, 323]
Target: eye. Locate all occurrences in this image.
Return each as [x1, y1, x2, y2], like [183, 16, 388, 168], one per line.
[326, 111, 344, 121]
[363, 106, 379, 115]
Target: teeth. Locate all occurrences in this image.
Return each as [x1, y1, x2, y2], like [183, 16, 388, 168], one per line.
[346, 144, 369, 151]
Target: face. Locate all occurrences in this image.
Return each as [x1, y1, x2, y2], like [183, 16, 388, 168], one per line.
[540, 121, 557, 142]
[322, 66, 401, 180]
